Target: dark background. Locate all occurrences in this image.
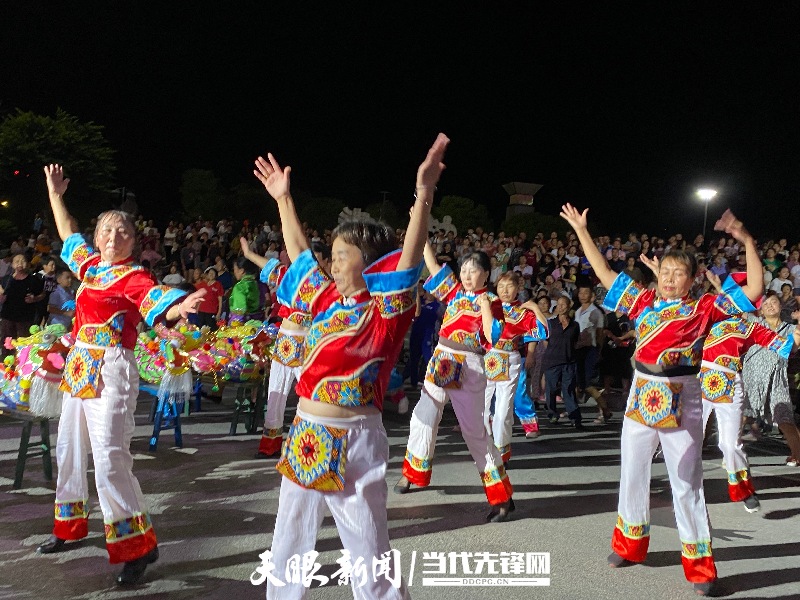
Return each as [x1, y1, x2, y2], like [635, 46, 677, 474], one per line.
[2, 3, 799, 239]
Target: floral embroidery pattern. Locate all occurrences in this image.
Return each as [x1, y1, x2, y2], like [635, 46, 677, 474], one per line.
[616, 515, 650, 539]
[105, 513, 152, 542]
[276, 416, 347, 492]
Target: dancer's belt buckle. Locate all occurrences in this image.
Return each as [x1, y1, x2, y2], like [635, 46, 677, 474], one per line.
[425, 348, 465, 389]
[625, 375, 682, 428]
[276, 415, 348, 492]
[60, 347, 105, 400]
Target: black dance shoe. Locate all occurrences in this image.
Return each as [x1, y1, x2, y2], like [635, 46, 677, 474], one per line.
[693, 580, 720, 596]
[37, 535, 67, 554]
[393, 478, 412, 494]
[607, 552, 635, 568]
[116, 547, 159, 586]
[487, 498, 515, 523]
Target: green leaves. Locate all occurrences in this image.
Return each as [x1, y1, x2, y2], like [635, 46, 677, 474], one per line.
[0, 108, 115, 190]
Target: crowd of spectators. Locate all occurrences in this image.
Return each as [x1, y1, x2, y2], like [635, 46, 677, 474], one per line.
[1, 211, 798, 425]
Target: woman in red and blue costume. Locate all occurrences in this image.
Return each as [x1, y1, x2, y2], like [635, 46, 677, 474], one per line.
[697, 272, 799, 512]
[253, 134, 448, 599]
[242, 244, 329, 459]
[395, 241, 516, 522]
[483, 271, 549, 464]
[37, 165, 204, 586]
[561, 203, 763, 597]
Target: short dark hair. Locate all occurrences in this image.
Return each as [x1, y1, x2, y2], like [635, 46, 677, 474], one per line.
[661, 249, 697, 277]
[234, 255, 258, 275]
[459, 251, 491, 273]
[311, 240, 331, 261]
[497, 271, 521, 287]
[332, 220, 396, 266]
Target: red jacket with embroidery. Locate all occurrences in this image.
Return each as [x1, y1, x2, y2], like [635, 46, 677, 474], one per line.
[275, 248, 422, 411]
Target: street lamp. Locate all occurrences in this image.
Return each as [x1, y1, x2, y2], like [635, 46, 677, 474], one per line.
[696, 188, 717, 241]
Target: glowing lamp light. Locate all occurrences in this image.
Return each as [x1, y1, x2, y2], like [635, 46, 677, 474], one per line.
[696, 188, 717, 201]
[0, 201, 9, 207]
[13, 170, 20, 176]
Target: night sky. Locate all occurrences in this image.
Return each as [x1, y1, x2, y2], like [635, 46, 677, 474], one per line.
[4, 4, 799, 239]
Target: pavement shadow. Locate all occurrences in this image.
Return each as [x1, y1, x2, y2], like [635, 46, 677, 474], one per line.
[716, 565, 800, 598]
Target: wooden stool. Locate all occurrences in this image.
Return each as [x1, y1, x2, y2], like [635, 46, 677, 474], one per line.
[229, 377, 266, 435]
[0, 408, 54, 490]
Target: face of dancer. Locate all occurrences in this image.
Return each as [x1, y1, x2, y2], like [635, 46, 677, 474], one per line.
[330, 238, 366, 297]
[496, 279, 519, 303]
[460, 259, 488, 292]
[95, 216, 135, 263]
[658, 257, 692, 300]
[761, 295, 781, 319]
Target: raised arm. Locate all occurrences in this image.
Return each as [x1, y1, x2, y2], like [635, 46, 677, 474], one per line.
[714, 209, 762, 302]
[521, 299, 548, 327]
[397, 133, 449, 272]
[240, 236, 268, 270]
[705, 270, 723, 293]
[559, 204, 617, 290]
[253, 154, 307, 262]
[423, 240, 443, 277]
[44, 164, 79, 241]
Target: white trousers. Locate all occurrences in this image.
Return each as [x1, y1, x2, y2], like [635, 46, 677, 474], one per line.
[54, 346, 154, 562]
[267, 410, 408, 600]
[614, 371, 716, 582]
[403, 347, 511, 504]
[484, 351, 522, 460]
[264, 360, 301, 432]
[702, 373, 754, 501]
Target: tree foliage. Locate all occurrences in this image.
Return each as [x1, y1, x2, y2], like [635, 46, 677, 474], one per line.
[0, 109, 115, 190]
[297, 196, 346, 231]
[179, 169, 223, 220]
[227, 183, 278, 226]
[432, 195, 491, 235]
[0, 109, 117, 228]
[364, 200, 402, 229]
[501, 210, 568, 240]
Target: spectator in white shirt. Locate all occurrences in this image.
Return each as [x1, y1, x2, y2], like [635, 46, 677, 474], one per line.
[768, 265, 793, 294]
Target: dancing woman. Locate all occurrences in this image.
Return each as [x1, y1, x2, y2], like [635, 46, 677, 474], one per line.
[560, 203, 762, 596]
[37, 165, 204, 586]
[483, 271, 548, 463]
[396, 243, 515, 522]
[242, 242, 330, 458]
[254, 134, 449, 599]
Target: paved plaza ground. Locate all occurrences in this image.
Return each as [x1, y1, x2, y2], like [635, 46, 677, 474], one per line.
[1, 388, 800, 600]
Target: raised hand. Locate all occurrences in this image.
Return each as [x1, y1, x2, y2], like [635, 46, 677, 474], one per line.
[240, 236, 253, 258]
[178, 288, 206, 319]
[639, 254, 660, 277]
[705, 269, 722, 292]
[714, 209, 751, 243]
[559, 203, 589, 231]
[44, 164, 70, 196]
[254, 153, 292, 202]
[416, 133, 450, 190]
[477, 293, 492, 311]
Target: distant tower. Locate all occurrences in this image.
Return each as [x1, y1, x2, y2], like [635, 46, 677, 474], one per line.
[502, 182, 543, 221]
